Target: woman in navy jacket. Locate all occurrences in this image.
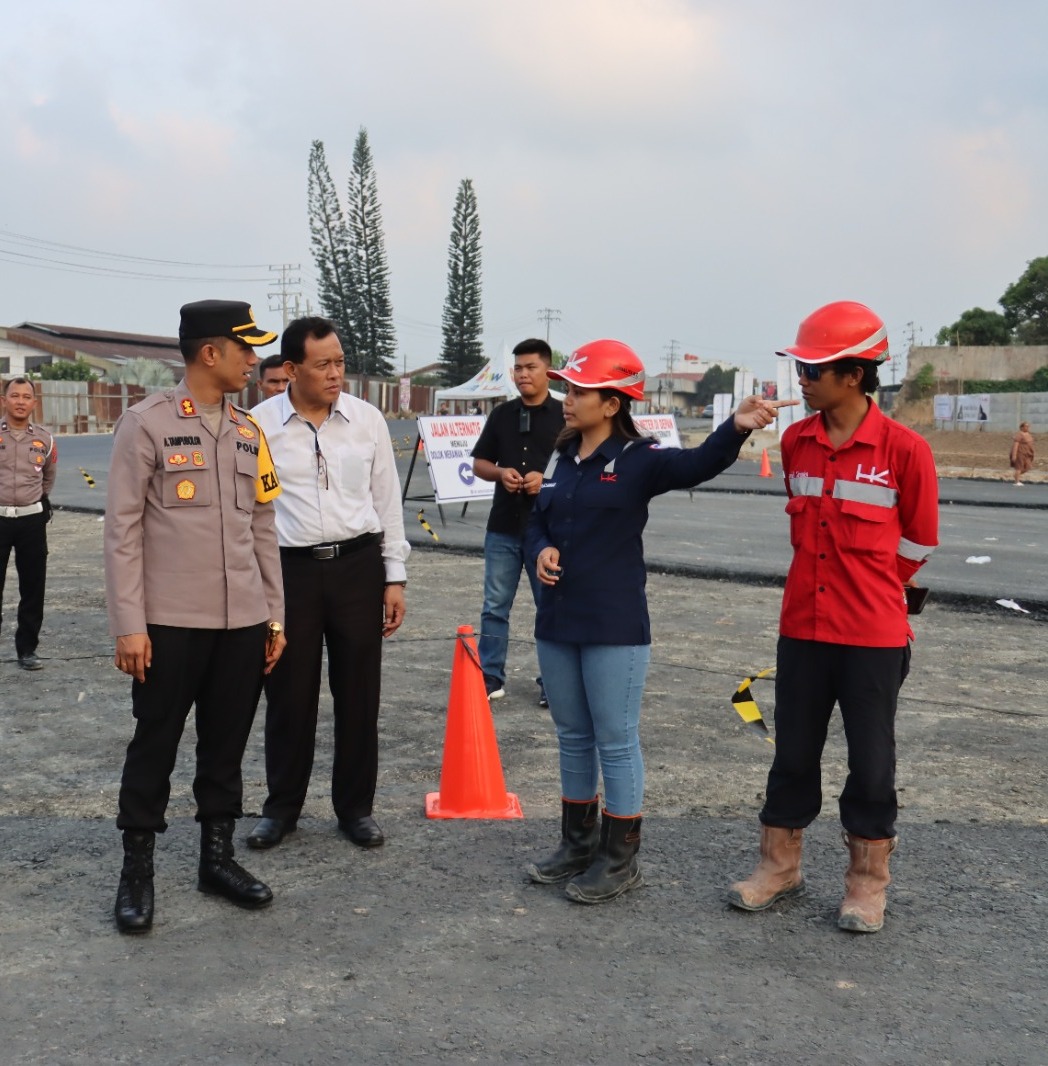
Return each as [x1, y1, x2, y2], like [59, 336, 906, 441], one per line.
[524, 339, 791, 903]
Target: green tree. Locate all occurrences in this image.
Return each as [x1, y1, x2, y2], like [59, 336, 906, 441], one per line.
[935, 307, 1012, 346]
[439, 178, 484, 386]
[1000, 256, 1048, 344]
[909, 362, 937, 399]
[37, 358, 97, 381]
[307, 140, 359, 363]
[694, 365, 738, 406]
[107, 359, 174, 387]
[346, 128, 396, 379]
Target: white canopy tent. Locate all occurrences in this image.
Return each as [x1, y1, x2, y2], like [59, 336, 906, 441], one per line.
[434, 347, 518, 409]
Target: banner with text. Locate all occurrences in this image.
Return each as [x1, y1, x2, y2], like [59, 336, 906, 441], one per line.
[416, 415, 495, 504]
[631, 413, 682, 448]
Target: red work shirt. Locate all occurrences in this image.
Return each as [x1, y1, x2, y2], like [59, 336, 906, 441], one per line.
[779, 400, 939, 647]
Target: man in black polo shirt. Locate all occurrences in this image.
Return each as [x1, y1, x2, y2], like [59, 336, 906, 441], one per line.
[471, 339, 564, 703]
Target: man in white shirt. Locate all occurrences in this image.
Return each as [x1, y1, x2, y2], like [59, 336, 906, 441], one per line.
[246, 317, 409, 850]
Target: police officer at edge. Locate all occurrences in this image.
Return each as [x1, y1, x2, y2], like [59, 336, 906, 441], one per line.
[105, 300, 287, 933]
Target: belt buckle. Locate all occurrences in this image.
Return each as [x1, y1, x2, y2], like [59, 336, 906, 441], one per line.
[312, 544, 337, 560]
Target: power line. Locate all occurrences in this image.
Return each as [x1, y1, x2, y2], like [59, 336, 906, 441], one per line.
[537, 307, 561, 343]
[268, 264, 302, 329]
[0, 249, 269, 283]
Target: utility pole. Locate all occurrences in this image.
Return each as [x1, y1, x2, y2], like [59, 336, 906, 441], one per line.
[537, 307, 561, 343]
[662, 340, 679, 413]
[268, 264, 302, 329]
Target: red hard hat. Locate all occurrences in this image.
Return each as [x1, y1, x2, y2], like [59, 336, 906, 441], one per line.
[777, 301, 889, 365]
[548, 339, 646, 400]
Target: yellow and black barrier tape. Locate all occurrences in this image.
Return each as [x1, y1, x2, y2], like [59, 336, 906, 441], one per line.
[417, 509, 439, 543]
[731, 667, 775, 744]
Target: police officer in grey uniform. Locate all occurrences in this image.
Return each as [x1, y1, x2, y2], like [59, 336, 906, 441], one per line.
[0, 376, 57, 671]
[105, 300, 287, 934]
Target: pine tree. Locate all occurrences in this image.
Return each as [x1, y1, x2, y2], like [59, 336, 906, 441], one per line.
[346, 128, 397, 378]
[439, 178, 484, 386]
[307, 140, 358, 362]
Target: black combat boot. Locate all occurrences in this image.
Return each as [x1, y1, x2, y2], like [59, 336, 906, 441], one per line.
[197, 817, 273, 908]
[564, 812, 643, 904]
[114, 830, 155, 933]
[527, 797, 600, 884]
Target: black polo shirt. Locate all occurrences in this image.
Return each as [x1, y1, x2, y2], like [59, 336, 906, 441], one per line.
[472, 394, 564, 536]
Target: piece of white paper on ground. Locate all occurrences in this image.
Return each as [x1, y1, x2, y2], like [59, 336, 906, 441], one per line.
[965, 556, 991, 564]
[995, 599, 1031, 614]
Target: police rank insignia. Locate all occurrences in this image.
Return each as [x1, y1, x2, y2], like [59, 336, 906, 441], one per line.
[175, 479, 196, 500]
[168, 453, 188, 466]
[32, 440, 45, 449]
[192, 451, 205, 467]
[236, 426, 255, 440]
[180, 398, 196, 416]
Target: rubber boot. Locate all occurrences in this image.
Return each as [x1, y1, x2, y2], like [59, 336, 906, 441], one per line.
[564, 812, 642, 904]
[197, 817, 273, 908]
[838, 833, 897, 933]
[527, 797, 600, 884]
[114, 830, 155, 933]
[727, 824, 805, 911]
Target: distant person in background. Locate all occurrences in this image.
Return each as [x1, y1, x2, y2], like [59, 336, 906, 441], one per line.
[258, 353, 290, 400]
[0, 377, 57, 670]
[471, 339, 564, 704]
[437, 402, 450, 416]
[1009, 421, 1034, 486]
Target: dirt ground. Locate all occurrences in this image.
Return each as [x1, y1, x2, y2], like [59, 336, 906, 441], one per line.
[1, 513, 1046, 1065]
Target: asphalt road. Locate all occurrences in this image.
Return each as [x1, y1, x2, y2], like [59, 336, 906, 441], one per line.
[54, 427, 1048, 613]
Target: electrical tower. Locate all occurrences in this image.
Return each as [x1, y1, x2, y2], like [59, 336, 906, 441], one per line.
[537, 307, 561, 343]
[269, 264, 302, 329]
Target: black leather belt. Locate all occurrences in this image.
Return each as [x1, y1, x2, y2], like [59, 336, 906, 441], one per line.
[280, 531, 382, 560]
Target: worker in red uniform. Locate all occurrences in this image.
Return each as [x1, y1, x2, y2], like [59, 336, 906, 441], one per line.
[728, 301, 939, 934]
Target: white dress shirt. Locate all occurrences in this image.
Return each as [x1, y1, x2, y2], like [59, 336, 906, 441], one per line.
[251, 389, 410, 583]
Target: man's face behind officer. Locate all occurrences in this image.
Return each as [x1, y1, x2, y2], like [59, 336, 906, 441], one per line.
[288, 332, 346, 410]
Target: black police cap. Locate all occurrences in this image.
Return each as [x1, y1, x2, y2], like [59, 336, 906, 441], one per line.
[179, 300, 277, 347]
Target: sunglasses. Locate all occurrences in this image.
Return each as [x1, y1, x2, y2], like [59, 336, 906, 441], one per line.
[795, 362, 825, 381]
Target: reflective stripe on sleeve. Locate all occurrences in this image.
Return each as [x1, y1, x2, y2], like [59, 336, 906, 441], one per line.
[899, 537, 936, 561]
[788, 475, 824, 497]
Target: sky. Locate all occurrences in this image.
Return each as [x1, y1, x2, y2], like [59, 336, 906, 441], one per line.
[2, 0, 1047, 382]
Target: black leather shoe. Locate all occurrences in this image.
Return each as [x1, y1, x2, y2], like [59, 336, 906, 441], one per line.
[246, 816, 296, 849]
[339, 815, 385, 848]
[18, 653, 43, 671]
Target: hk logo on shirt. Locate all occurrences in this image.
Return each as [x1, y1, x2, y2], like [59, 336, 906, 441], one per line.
[855, 465, 891, 486]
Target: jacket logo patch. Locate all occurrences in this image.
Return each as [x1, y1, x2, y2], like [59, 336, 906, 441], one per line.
[34, 455, 44, 465]
[236, 426, 256, 440]
[180, 398, 196, 416]
[175, 479, 196, 500]
[168, 453, 189, 466]
[600, 473, 618, 482]
[192, 451, 205, 467]
[855, 464, 891, 486]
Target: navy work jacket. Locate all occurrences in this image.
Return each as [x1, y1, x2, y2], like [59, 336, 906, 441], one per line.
[524, 417, 747, 646]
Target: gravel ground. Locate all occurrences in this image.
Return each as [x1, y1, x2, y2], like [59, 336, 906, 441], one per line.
[1, 512, 1045, 1065]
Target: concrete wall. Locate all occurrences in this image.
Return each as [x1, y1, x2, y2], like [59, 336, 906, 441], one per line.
[909, 344, 1048, 382]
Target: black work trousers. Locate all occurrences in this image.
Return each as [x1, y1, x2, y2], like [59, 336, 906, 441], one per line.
[116, 623, 267, 832]
[0, 511, 48, 657]
[761, 636, 911, 840]
[261, 541, 385, 823]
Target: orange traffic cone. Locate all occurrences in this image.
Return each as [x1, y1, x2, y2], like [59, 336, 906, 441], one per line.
[759, 448, 773, 478]
[425, 625, 523, 819]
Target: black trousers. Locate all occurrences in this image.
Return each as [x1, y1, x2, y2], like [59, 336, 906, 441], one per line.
[261, 541, 385, 823]
[761, 636, 911, 840]
[0, 511, 48, 657]
[116, 623, 267, 832]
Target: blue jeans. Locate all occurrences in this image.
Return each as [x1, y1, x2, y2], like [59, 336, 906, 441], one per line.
[535, 640, 651, 816]
[478, 531, 541, 687]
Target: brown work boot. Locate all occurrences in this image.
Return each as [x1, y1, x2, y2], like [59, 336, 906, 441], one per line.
[838, 832, 897, 933]
[727, 824, 805, 911]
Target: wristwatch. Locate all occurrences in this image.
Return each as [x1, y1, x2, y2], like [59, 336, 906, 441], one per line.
[385, 581, 407, 588]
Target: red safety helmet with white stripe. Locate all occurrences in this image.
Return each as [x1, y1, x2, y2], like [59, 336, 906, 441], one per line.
[547, 339, 646, 400]
[776, 301, 890, 365]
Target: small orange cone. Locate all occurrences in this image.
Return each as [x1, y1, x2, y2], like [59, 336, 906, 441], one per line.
[759, 448, 773, 478]
[425, 625, 523, 819]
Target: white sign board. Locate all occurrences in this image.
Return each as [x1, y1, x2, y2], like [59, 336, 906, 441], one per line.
[712, 393, 733, 430]
[956, 394, 990, 422]
[933, 394, 956, 421]
[733, 370, 756, 407]
[416, 415, 495, 504]
[775, 360, 807, 439]
[631, 413, 682, 448]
